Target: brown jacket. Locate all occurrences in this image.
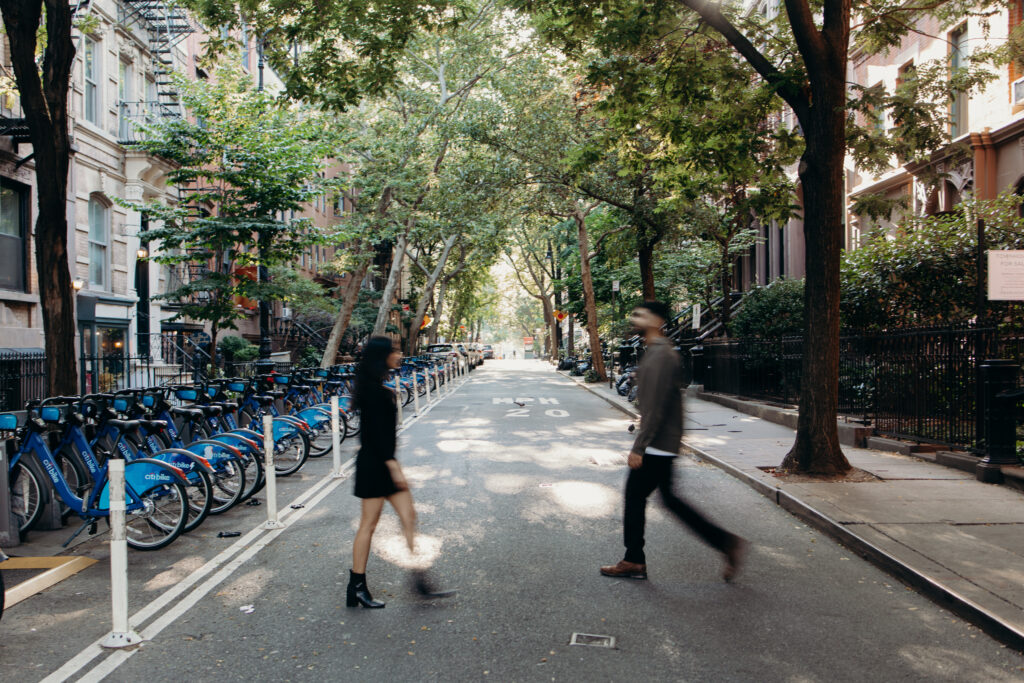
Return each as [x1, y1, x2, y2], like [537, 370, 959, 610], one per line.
[631, 336, 684, 455]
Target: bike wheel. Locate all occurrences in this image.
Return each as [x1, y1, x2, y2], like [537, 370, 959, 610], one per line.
[209, 455, 245, 514]
[273, 429, 310, 477]
[344, 410, 361, 437]
[183, 467, 213, 533]
[56, 450, 91, 524]
[10, 460, 44, 539]
[121, 461, 188, 550]
[238, 447, 264, 501]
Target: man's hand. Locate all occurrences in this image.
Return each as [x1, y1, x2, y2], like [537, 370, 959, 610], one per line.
[628, 452, 643, 469]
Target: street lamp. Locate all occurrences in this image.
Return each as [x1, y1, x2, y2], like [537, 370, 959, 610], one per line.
[254, 30, 274, 374]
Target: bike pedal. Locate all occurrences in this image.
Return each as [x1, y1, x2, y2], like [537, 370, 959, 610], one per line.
[88, 522, 98, 535]
[245, 498, 262, 506]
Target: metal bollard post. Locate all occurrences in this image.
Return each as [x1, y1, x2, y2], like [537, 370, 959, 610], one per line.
[397, 384, 404, 425]
[100, 457, 142, 648]
[330, 396, 344, 478]
[426, 368, 433, 403]
[262, 416, 285, 529]
[976, 360, 1022, 483]
[413, 373, 421, 416]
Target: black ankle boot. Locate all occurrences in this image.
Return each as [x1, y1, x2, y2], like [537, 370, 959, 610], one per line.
[411, 569, 457, 599]
[347, 571, 385, 608]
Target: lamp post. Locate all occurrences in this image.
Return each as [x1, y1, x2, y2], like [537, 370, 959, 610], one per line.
[545, 240, 562, 356]
[255, 31, 274, 373]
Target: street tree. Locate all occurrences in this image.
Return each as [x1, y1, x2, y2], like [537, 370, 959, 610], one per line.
[127, 69, 333, 363]
[0, 1, 80, 394]
[519, 0, 1007, 474]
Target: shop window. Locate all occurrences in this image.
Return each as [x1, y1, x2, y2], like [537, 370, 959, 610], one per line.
[88, 196, 110, 289]
[950, 24, 968, 137]
[0, 178, 28, 291]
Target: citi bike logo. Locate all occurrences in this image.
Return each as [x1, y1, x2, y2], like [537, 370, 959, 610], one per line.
[144, 472, 171, 481]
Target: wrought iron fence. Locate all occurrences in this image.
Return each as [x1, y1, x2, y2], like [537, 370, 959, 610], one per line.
[701, 326, 1024, 452]
[0, 351, 46, 411]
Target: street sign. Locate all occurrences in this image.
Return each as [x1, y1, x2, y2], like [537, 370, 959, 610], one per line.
[988, 250, 1024, 301]
[612, 280, 620, 292]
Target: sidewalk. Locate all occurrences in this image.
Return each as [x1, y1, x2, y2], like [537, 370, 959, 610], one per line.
[562, 371, 1024, 651]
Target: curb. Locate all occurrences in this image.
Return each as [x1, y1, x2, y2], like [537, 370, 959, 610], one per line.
[558, 370, 1024, 652]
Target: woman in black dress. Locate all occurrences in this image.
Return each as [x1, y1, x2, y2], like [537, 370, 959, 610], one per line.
[347, 336, 451, 608]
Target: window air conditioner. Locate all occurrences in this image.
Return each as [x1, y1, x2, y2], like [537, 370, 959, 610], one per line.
[1013, 77, 1024, 106]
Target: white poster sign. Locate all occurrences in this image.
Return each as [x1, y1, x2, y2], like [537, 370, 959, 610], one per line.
[612, 280, 620, 292]
[692, 303, 701, 329]
[988, 250, 1024, 301]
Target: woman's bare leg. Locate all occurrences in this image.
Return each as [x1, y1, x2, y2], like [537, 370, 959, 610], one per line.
[388, 489, 418, 555]
[353, 497, 386, 573]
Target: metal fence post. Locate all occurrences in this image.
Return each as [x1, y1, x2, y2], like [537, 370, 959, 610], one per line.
[976, 359, 1021, 483]
[330, 395, 344, 478]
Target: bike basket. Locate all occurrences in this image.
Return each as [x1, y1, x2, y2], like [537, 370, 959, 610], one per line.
[315, 369, 328, 378]
[0, 413, 18, 430]
[40, 406, 63, 423]
[227, 382, 247, 393]
[207, 387, 219, 398]
[175, 388, 198, 401]
[113, 397, 131, 413]
[273, 375, 290, 385]
[141, 394, 156, 408]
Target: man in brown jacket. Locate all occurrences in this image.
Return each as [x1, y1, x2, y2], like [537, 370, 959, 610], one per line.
[601, 301, 747, 582]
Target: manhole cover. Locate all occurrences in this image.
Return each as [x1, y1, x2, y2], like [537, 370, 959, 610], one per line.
[570, 632, 616, 648]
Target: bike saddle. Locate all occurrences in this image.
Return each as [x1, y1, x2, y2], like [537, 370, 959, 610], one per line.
[267, 390, 286, 398]
[292, 385, 311, 393]
[139, 419, 167, 432]
[170, 406, 205, 420]
[324, 381, 341, 390]
[198, 405, 223, 417]
[107, 419, 141, 433]
[254, 395, 275, 406]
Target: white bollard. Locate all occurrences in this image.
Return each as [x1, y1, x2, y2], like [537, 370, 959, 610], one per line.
[396, 382, 404, 425]
[101, 457, 142, 648]
[262, 415, 285, 529]
[412, 373, 421, 416]
[426, 367, 433, 404]
[330, 395, 344, 478]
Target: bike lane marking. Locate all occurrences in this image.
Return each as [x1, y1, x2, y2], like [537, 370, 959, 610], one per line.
[42, 376, 468, 683]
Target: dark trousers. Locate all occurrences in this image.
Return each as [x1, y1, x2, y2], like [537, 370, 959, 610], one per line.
[623, 455, 736, 565]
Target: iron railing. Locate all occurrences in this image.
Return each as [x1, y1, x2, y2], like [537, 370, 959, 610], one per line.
[0, 352, 46, 411]
[700, 327, 1024, 452]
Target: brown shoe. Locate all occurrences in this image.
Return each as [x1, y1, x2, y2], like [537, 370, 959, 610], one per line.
[723, 538, 748, 583]
[600, 560, 647, 580]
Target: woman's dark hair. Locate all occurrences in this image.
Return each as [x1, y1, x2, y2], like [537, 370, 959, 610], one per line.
[635, 300, 672, 324]
[355, 336, 396, 409]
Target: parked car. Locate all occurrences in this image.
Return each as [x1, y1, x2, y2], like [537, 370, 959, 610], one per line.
[424, 343, 461, 364]
[482, 344, 494, 360]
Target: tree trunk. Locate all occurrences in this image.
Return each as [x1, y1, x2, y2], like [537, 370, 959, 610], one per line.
[427, 276, 449, 346]
[719, 244, 732, 330]
[2, 0, 78, 395]
[406, 234, 459, 354]
[321, 259, 370, 367]
[372, 232, 408, 336]
[638, 241, 656, 301]
[778, 78, 851, 475]
[568, 314, 575, 355]
[575, 212, 606, 380]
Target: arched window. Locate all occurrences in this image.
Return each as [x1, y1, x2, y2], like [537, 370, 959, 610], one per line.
[88, 195, 110, 289]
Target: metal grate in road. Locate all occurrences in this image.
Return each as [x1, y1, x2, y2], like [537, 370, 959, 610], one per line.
[570, 632, 616, 648]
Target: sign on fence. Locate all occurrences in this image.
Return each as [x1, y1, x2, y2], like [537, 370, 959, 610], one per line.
[988, 250, 1024, 301]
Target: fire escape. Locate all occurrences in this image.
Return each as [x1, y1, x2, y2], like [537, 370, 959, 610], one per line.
[116, 0, 194, 145]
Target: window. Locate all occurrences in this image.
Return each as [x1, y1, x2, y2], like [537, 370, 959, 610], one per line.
[88, 196, 109, 289]
[240, 24, 250, 70]
[950, 25, 968, 137]
[118, 61, 134, 139]
[84, 37, 99, 124]
[0, 179, 28, 291]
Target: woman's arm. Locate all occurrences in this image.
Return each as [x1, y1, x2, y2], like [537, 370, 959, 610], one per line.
[386, 459, 408, 491]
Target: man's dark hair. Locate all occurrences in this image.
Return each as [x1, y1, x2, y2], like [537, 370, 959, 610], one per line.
[635, 300, 672, 323]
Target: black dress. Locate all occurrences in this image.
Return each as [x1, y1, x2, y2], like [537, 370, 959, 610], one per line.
[354, 384, 400, 499]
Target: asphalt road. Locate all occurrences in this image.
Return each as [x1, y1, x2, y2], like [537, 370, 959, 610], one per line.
[4, 360, 1024, 682]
